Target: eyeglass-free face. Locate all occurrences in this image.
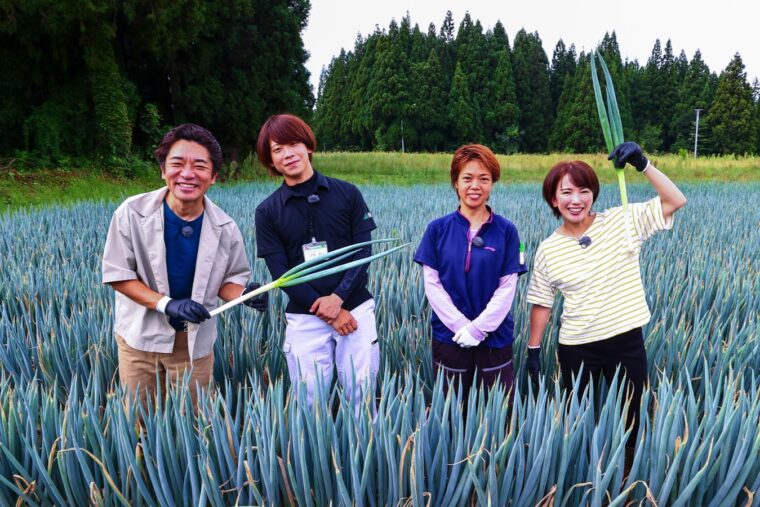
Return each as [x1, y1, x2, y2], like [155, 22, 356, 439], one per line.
[552, 174, 594, 226]
[161, 140, 217, 216]
[270, 140, 314, 185]
[455, 160, 493, 213]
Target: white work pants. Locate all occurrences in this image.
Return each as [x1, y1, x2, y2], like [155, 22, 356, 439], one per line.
[283, 299, 379, 415]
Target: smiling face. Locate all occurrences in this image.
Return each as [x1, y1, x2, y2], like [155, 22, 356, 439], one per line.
[270, 140, 314, 186]
[552, 174, 595, 225]
[161, 140, 217, 216]
[455, 160, 493, 212]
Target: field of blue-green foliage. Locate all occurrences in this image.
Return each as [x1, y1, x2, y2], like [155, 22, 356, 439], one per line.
[0, 182, 758, 505]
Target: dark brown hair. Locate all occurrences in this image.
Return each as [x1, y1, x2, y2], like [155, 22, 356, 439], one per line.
[256, 114, 317, 176]
[542, 161, 600, 218]
[154, 124, 223, 174]
[450, 144, 501, 187]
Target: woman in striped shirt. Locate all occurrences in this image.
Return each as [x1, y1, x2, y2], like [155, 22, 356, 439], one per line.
[525, 142, 686, 449]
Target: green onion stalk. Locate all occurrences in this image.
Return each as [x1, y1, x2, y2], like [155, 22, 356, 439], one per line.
[591, 51, 634, 250]
[591, 51, 627, 210]
[210, 238, 408, 316]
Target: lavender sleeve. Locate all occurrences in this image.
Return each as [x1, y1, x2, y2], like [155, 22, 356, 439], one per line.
[422, 265, 470, 333]
[467, 273, 518, 341]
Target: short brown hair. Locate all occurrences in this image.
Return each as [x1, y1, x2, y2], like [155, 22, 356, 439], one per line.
[154, 124, 223, 174]
[450, 144, 501, 187]
[256, 114, 317, 176]
[542, 161, 600, 218]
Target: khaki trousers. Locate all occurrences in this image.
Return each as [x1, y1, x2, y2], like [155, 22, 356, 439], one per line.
[116, 332, 214, 412]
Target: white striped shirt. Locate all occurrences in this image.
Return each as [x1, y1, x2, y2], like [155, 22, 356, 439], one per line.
[527, 197, 673, 345]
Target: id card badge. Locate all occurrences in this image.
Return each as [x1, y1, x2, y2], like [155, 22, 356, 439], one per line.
[303, 241, 328, 262]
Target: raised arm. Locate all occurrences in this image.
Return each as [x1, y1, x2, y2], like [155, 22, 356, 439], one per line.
[609, 141, 687, 219]
[642, 163, 687, 220]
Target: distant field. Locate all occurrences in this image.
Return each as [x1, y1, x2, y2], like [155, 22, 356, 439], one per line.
[306, 151, 760, 185]
[2, 151, 758, 212]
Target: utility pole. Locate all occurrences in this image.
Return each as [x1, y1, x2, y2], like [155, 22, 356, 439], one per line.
[693, 109, 703, 158]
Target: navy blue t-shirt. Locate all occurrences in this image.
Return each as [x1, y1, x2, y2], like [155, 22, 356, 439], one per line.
[163, 201, 203, 330]
[414, 209, 526, 348]
[255, 172, 377, 314]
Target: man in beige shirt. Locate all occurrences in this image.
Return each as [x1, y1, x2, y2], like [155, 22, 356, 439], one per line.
[102, 124, 266, 410]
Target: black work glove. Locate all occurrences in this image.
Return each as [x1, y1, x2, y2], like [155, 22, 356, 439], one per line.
[164, 299, 211, 324]
[608, 142, 649, 172]
[526, 346, 541, 391]
[242, 282, 268, 312]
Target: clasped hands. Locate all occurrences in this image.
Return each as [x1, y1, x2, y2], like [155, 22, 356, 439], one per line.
[310, 293, 357, 336]
[452, 324, 484, 348]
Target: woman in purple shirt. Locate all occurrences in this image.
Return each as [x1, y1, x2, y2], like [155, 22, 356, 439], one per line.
[414, 144, 526, 399]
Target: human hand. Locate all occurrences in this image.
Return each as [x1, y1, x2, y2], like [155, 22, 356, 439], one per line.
[241, 282, 268, 312]
[310, 293, 343, 323]
[332, 309, 358, 336]
[526, 346, 541, 390]
[452, 326, 482, 348]
[164, 298, 211, 324]
[608, 142, 648, 172]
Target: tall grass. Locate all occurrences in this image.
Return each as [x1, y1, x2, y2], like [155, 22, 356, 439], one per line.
[234, 151, 760, 185]
[3, 153, 757, 213]
[0, 183, 758, 504]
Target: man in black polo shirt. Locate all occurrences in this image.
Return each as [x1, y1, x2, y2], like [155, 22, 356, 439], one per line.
[254, 114, 378, 414]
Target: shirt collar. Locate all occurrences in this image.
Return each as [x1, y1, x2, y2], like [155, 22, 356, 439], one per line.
[454, 205, 494, 227]
[279, 171, 330, 205]
[131, 187, 232, 226]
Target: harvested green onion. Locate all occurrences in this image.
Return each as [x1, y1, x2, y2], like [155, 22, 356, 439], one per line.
[210, 238, 408, 316]
[591, 51, 628, 211]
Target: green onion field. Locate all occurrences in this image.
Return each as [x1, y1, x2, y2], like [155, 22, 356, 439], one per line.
[0, 172, 758, 504]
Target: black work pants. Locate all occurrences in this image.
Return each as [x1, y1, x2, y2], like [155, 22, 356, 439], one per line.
[558, 327, 648, 447]
[432, 339, 514, 403]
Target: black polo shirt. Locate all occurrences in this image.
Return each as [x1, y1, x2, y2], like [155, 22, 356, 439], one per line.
[255, 171, 377, 314]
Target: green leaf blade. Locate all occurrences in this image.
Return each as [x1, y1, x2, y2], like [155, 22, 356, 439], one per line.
[590, 52, 615, 153]
[279, 243, 409, 287]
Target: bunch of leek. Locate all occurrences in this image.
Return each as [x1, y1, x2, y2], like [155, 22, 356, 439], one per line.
[211, 238, 408, 316]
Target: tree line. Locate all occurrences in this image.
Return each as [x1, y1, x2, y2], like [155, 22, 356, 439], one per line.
[314, 12, 760, 156]
[3, 5, 759, 169]
[0, 0, 313, 170]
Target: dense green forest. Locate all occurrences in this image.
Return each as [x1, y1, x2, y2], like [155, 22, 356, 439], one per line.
[2, 5, 760, 171]
[0, 0, 313, 171]
[314, 12, 760, 156]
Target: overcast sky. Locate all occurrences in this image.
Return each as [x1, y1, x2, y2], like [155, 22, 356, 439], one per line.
[302, 0, 759, 93]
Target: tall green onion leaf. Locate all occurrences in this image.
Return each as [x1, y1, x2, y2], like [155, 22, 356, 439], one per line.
[598, 54, 624, 146]
[591, 51, 628, 210]
[590, 52, 614, 154]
